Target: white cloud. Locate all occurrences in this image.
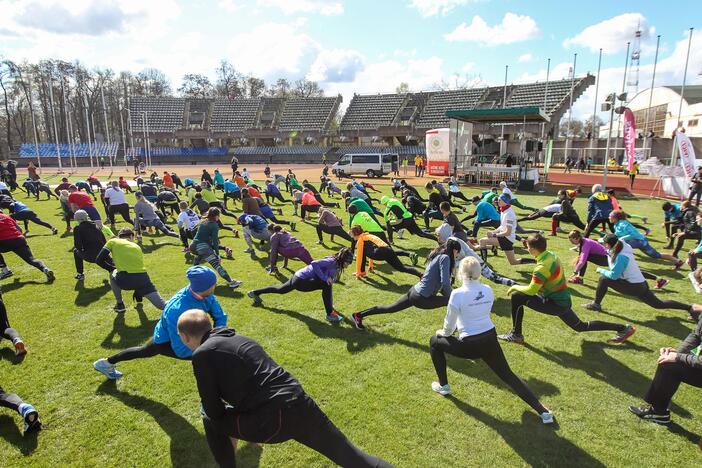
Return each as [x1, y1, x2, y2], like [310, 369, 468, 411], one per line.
[518, 53, 533, 63]
[217, 0, 242, 13]
[563, 13, 653, 54]
[408, 0, 475, 18]
[445, 13, 539, 45]
[308, 49, 365, 83]
[257, 0, 343, 16]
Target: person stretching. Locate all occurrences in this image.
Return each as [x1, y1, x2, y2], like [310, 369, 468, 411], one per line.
[248, 248, 354, 323]
[0, 384, 41, 436]
[499, 181, 536, 211]
[300, 189, 322, 220]
[93, 266, 227, 379]
[264, 179, 288, 205]
[192, 208, 240, 289]
[381, 195, 436, 243]
[316, 208, 353, 245]
[566, 230, 667, 289]
[628, 314, 702, 425]
[133, 192, 179, 241]
[268, 224, 313, 274]
[498, 234, 635, 345]
[351, 240, 461, 330]
[96, 228, 165, 313]
[176, 310, 392, 468]
[1, 199, 57, 234]
[429, 257, 554, 424]
[0, 212, 53, 281]
[104, 181, 133, 226]
[477, 194, 535, 266]
[348, 205, 389, 245]
[462, 196, 501, 238]
[351, 226, 420, 278]
[609, 210, 684, 269]
[517, 202, 562, 224]
[238, 213, 270, 254]
[583, 184, 613, 238]
[582, 234, 702, 322]
[177, 201, 201, 252]
[72, 210, 114, 280]
[550, 190, 585, 235]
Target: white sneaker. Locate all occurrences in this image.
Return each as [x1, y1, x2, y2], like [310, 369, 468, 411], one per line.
[397, 228, 406, 239]
[228, 280, 242, 289]
[689, 272, 702, 293]
[431, 381, 451, 396]
[540, 411, 554, 424]
[93, 358, 122, 380]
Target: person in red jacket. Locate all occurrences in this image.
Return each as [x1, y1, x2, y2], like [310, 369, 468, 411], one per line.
[300, 188, 321, 220]
[0, 213, 53, 281]
[68, 186, 102, 225]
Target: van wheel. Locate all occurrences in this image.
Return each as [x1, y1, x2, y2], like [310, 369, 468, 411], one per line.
[366, 169, 376, 178]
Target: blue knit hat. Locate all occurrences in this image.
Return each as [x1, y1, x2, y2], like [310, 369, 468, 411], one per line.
[499, 194, 511, 204]
[187, 266, 217, 292]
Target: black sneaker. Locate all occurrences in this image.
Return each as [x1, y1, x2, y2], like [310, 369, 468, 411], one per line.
[22, 408, 42, 436]
[497, 332, 525, 344]
[114, 302, 126, 313]
[351, 312, 365, 330]
[44, 269, 55, 282]
[582, 302, 602, 312]
[628, 405, 671, 425]
[75, 273, 85, 280]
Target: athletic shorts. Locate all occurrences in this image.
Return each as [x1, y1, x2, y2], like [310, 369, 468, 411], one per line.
[497, 236, 514, 251]
[112, 271, 157, 296]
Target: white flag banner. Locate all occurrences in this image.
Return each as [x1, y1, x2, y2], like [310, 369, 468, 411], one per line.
[677, 133, 697, 180]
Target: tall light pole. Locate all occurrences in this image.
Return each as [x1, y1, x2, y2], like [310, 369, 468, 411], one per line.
[589, 49, 602, 163]
[671, 27, 694, 166]
[601, 92, 627, 190]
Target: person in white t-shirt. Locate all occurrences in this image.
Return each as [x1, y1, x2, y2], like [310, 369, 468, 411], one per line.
[104, 181, 133, 226]
[429, 256, 554, 424]
[517, 203, 562, 224]
[499, 181, 536, 211]
[177, 201, 203, 252]
[477, 194, 535, 265]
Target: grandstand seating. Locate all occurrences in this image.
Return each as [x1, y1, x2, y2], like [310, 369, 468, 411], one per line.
[132, 147, 229, 157]
[415, 88, 485, 129]
[279, 97, 340, 132]
[19, 143, 118, 158]
[210, 99, 261, 132]
[340, 94, 408, 131]
[259, 98, 284, 129]
[130, 97, 185, 133]
[506, 77, 586, 114]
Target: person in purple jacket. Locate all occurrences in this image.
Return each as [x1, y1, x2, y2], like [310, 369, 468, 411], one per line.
[267, 224, 313, 274]
[248, 248, 353, 322]
[566, 230, 668, 289]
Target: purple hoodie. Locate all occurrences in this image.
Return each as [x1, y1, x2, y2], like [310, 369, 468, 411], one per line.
[575, 237, 607, 273]
[295, 256, 338, 283]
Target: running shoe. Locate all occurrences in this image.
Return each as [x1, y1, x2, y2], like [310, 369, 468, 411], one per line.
[13, 337, 26, 356]
[644, 227, 651, 236]
[224, 247, 233, 259]
[410, 252, 419, 266]
[326, 311, 343, 323]
[568, 276, 583, 284]
[228, 280, 242, 289]
[244, 248, 254, 254]
[51, 227, 58, 235]
[266, 266, 279, 275]
[642, 217, 649, 225]
[654, 278, 669, 290]
[497, 332, 525, 344]
[569, 246, 579, 251]
[19, 404, 42, 436]
[247, 290, 262, 304]
[397, 228, 406, 240]
[75, 273, 85, 280]
[673, 260, 684, 270]
[44, 269, 55, 282]
[540, 411, 555, 425]
[628, 405, 670, 425]
[316, 240, 324, 244]
[582, 302, 602, 312]
[609, 325, 636, 344]
[114, 302, 126, 313]
[431, 382, 451, 396]
[290, 222, 297, 231]
[351, 312, 365, 330]
[93, 358, 123, 380]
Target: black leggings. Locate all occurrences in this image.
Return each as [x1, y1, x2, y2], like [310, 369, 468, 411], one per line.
[645, 360, 702, 413]
[1, 297, 19, 343]
[12, 211, 53, 232]
[266, 192, 288, 204]
[74, 248, 114, 274]
[430, 329, 546, 414]
[673, 230, 701, 257]
[253, 276, 333, 315]
[0, 237, 46, 272]
[361, 245, 422, 277]
[448, 191, 470, 203]
[511, 292, 625, 336]
[108, 203, 133, 225]
[0, 386, 24, 413]
[203, 394, 391, 468]
[179, 227, 196, 248]
[584, 217, 612, 238]
[360, 287, 448, 318]
[316, 225, 353, 243]
[301, 204, 321, 219]
[517, 210, 551, 223]
[107, 339, 182, 365]
[552, 212, 585, 230]
[387, 217, 436, 243]
[594, 279, 691, 312]
[470, 219, 500, 237]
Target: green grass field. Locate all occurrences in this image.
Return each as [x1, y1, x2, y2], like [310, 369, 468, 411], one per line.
[1, 179, 700, 467]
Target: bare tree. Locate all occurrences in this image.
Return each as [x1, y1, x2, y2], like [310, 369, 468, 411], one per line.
[292, 79, 324, 98]
[178, 73, 214, 98]
[214, 60, 243, 99]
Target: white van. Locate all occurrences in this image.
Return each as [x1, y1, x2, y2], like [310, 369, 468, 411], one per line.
[332, 153, 397, 178]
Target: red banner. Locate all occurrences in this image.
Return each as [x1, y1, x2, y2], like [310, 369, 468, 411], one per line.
[623, 108, 636, 172]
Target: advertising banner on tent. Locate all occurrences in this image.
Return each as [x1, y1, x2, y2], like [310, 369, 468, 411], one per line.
[623, 108, 636, 171]
[677, 133, 697, 180]
[543, 139, 553, 175]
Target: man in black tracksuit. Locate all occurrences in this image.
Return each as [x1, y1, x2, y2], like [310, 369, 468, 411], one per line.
[177, 310, 392, 468]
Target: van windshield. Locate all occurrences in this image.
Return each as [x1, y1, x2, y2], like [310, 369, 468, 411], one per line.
[337, 156, 350, 165]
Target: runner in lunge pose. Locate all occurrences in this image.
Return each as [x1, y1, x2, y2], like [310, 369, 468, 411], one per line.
[350, 226, 421, 278]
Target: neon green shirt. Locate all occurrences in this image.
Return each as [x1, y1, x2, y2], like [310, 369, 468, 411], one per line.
[104, 238, 145, 274]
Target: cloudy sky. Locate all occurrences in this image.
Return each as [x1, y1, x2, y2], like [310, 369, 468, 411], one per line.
[0, 0, 700, 121]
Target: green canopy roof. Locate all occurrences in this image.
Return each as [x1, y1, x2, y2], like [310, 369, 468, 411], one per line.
[446, 106, 550, 124]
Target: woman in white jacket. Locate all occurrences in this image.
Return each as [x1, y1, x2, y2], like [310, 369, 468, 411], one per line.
[429, 256, 553, 424]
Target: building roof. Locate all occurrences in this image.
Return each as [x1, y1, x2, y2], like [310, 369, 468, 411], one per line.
[445, 106, 550, 124]
[664, 85, 702, 105]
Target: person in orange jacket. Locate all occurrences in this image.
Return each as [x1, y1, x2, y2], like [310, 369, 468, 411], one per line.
[350, 226, 421, 278]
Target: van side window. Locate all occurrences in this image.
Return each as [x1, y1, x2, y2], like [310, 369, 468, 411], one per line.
[354, 155, 378, 164]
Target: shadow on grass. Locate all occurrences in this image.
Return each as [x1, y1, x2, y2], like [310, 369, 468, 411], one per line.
[74, 279, 112, 307]
[0, 347, 26, 364]
[140, 239, 176, 254]
[445, 396, 606, 467]
[100, 306, 158, 350]
[96, 381, 220, 468]
[0, 415, 39, 456]
[0, 279, 45, 293]
[667, 421, 701, 446]
[524, 341, 691, 418]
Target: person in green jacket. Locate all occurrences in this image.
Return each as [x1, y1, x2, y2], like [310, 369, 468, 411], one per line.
[348, 206, 389, 244]
[346, 196, 384, 227]
[381, 195, 435, 243]
[191, 208, 241, 289]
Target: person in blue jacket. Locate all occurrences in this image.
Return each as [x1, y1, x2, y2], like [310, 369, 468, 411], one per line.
[609, 209, 683, 269]
[661, 201, 683, 248]
[462, 196, 501, 237]
[0, 198, 58, 235]
[584, 184, 613, 238]
[92, 266, 227, 379]
[222, 178, 241, 210]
